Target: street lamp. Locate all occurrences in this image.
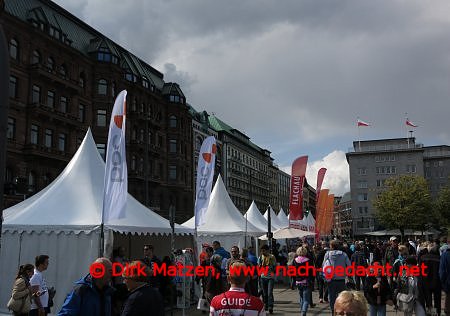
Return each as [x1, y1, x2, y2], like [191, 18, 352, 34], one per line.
[169, 203, 176, 257]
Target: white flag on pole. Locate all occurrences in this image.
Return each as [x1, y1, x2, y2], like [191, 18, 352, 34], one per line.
[103, 90, 128, 222]
[194, 136, 217, 227]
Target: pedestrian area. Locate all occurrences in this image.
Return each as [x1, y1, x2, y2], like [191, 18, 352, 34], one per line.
[172, 284, 403, 316]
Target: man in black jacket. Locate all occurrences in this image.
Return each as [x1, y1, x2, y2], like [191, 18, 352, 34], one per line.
[121, 261, 164, 316]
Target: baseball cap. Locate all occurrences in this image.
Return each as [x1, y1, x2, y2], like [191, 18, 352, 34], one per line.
[389, 236, 397, 241]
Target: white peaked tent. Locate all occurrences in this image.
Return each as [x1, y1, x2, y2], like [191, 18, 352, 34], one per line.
[263, 206, 284, 230]
[277, 207, 289, 228]
[0, 129, 193, 313]
[306, 213, 316, 233]
[244, 201, 269, 232]
[183, 175, 264, 252]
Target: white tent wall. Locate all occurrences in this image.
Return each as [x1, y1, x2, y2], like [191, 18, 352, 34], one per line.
[0, 230, 100, 314]
[112, 233, 195, 261]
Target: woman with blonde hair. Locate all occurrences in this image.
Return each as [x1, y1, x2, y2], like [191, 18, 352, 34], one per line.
[7, 264, 34, 316]
[294, 246, 314, 316]
[334, 290, 368, 316]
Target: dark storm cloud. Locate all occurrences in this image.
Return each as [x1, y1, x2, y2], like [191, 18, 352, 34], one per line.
[54, 0, 450, 194]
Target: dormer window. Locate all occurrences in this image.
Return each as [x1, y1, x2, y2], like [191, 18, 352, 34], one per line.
[169, 95, 180, 103]
[142, 77, 149, 89]
[49, 26, 61, 39]
[98, 47, 111, 62]
[9, 39, 18, 60]
[125, 72, 137, 83]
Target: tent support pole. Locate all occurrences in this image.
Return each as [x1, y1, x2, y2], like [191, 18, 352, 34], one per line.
[99, 223, 104, 257]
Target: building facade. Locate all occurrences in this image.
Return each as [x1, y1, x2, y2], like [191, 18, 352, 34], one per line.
[333, 192, 352, 238]
[3, 0, 193, 222]
[346, 137, 449, 236]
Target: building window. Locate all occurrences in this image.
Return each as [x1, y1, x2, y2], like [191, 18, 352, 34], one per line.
[97, 109, 107, 127]
[60, 96, 67, 113]
[169, 95, 180, 103]
[169, 139, 177, 153]
[97, 144, 106, 160]
[142, 78, 149, 89]
[32, 85, 41, 103]
[28, 171, 36, 193]
[98, 79, 107, 95]
[97, 47, 112, 62]
[58, 133, 66, 151]
[131, 155, 136, 171]
[357, 180, 368, 189]
[9, 39, 18, 60]
[148, 132, 152, 145]
[47, 57, 54, 71]
[357, 168, 367, 175]
[31, 125, 39, 144]
[139, 129, 144, 142]
[9, 75, 17, 98]
[131, 128, 137, 141]
[59, 65, 67, 78]
[79, 104, 86, 122]
[31, 50, 41, 64]
[111, 82, 115, 97]
[169, 115, 177, 128]
[169, 165, 177, 180]
[139, 158, 144, 172]
[7, 117, 15, 140]
[406, 165, 416, 173]
[439, 160, 444, 166]
[357, 193, 368, 201]
[132, 98, 137, 112]
[79, 72, 85, 87]
[195, 137, 202, 151]
[47, 91, 55, 108]
[45, 129, 53, 148]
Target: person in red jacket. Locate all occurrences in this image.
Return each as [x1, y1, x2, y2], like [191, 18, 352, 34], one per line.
[210, 260, 266, 316]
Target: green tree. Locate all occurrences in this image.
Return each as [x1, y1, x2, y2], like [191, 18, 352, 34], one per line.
[434, 185, 450, 228]
[374, 175, 433, 241]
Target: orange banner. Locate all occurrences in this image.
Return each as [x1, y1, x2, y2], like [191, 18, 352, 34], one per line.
[315, 189, 329, 235]
[323, 194, 335, 235]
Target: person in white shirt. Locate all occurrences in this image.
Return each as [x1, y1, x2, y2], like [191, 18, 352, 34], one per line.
[30, 255, 49, 316]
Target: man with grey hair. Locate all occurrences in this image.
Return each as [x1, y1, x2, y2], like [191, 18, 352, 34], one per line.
[58, 257, 114, 315]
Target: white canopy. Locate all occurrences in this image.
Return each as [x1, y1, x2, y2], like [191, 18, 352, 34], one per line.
[277, 207, 289, 228]
[244, 201, 269, 232]
[2, 129, 192, 235]
[259, 227, 316, 240]
[263, 205, 284, 230]
[0, 129, 192, 313]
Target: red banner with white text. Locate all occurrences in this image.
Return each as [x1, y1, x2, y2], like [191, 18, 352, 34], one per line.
[288, 156, 308, 224]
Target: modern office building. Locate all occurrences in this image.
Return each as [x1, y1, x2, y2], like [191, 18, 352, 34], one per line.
[2, 0, 193, 221]
[346, 137, 449, 236]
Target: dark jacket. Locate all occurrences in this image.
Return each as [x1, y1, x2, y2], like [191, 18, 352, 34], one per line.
[213, 247, 231, 259]
[351, 250, 368, 268]
[440, 249, 450, 293]
[58, 274, 114, 316]
[121, 284, 164, 316]
[419, 251, 441, 290]
[364, 276, 392, 306]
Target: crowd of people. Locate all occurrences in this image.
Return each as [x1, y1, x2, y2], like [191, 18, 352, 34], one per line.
[5, 235, 450, 316]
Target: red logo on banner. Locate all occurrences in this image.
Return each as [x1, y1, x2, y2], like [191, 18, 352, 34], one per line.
[202, 144, 217, 163]
[289, 156, 308, 222]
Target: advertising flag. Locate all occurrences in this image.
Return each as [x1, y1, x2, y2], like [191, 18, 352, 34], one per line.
[316, 189, 329, 234]
[195, 136, 217, 227]
[103, 90, 127, 222]
[289, 156, 308, 223]
[316, 168, 327, 201]
[324, 194, 335, 234]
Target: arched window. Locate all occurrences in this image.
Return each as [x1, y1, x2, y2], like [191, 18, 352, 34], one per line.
[28, 171, 36, 192]
[139, 158, 144, 172]
[98, 79, 107, 95]
[79, 72, 85, 87]
[131, 127, 137, 140]
[59, 64, 67, 78]
[47, 57, 54, 71]
[31, 50, 41, 64]
[132, 98, 137, 112]
[169, 115, 177, 128]
[9, 39, 18, 60]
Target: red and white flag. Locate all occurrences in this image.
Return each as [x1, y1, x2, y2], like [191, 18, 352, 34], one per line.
[195, 136, 217, 227]
[357, 119, 370, 127]
[103, 90, 127, 222]
[406, 119, 417, 128]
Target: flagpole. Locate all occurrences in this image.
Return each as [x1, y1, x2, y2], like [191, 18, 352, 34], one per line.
[357, 117, 361, 152]
[405, 112, 410, 148]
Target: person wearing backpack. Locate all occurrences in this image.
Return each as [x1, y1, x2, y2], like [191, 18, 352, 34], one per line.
[351, 242, 368, 291]
[322, 239, 351, 315]
[395, 256, 426, 316]
[294, 246, 314, 316]
[58, 258, 114, 316]
[363, 262, 393, 316]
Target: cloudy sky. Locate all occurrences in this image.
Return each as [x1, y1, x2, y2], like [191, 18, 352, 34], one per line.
[54, 0, 450, 195]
